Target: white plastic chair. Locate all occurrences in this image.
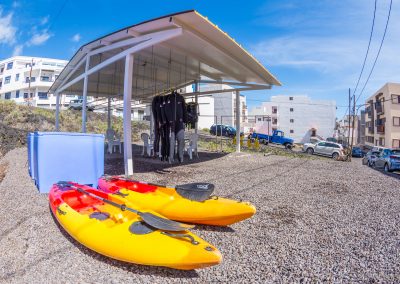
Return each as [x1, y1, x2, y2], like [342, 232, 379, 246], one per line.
[141, 133, 154, 157]
[186, 133, 199, 159]
[106, 129, 121, 154]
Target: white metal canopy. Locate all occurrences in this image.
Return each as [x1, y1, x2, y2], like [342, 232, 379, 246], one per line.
[50, 10, 281, 175]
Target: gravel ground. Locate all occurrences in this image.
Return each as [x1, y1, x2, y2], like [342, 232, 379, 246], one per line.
[0, 147, 399, 283]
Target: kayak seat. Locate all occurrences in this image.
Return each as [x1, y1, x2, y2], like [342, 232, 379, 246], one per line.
[62, 191, 103, 211]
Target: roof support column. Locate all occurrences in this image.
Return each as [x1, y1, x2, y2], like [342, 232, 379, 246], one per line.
[55, 91, 60, 131]
[123, 54, 134, 176]
[107, 97, 112, 130]
[235, 90, 241, 153]
[82, 56, 90, 133]
[194, 81, 199, 135]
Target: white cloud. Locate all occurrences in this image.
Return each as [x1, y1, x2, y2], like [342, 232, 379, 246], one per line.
[0, 8, 17, 45]
[71, 33, 81, 42]
[40, 16, 49, 25]
[28, 30, 51, 46]
[12, 1, 20, 8]
[12, 44, 23, 56]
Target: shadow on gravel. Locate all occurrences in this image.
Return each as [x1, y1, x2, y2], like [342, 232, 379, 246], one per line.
[194, 225, 235, 233]
[105, 144, 228, 175]
[370, 167, 400, 180]
[49, 207, 200, 279]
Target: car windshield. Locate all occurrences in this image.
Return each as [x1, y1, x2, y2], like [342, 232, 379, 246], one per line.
[391, 150, 400, 155]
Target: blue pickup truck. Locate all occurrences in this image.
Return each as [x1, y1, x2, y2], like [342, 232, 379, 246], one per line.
[249, 130, 294, 149]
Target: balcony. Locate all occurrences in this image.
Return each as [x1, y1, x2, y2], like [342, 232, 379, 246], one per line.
[375, 101, 384, 114]
[376, 125, 385, 134]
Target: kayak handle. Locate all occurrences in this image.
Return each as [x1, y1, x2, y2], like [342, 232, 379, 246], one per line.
[57, 206, 66, 215]
[161, 232, 199, 245]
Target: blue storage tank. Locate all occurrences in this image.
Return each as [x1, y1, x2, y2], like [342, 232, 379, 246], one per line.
[33, 132, 104, 193]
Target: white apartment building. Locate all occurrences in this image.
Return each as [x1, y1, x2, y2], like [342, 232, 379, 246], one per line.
[249, 95, 336, 143]
[0, 56, 72, 108]
[182, 83, 247, 130]
[336, 115, 360, 146]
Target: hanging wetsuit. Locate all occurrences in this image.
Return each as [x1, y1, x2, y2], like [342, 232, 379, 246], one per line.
[152, 96, 160, 157]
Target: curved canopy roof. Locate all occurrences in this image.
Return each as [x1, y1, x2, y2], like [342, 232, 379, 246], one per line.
[50, 10, 281, 102]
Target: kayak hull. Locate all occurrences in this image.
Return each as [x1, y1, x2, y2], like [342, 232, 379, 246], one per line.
[98, 177, 256, 226]
[49, 183, 221, 270]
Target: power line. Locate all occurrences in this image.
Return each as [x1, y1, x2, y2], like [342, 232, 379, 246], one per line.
[47, 0, 70, 31]
[355, 0, 393, 105]
[343, 0, 378, 120]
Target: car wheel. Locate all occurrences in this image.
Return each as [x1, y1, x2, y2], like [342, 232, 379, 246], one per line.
[306, 148, 314, 155]
[285, 144, 293, 150]
[384, 163, 393, 172]
[332, 152, 339, 160]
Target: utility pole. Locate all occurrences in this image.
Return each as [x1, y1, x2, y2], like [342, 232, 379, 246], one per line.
[349, 94, 356, 162]
[347, 88, 351, 147]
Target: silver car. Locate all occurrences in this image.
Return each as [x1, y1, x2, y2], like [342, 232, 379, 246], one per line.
[303, 141, 344, 160]
[362, 150, 381, 167]
[373, 148, 400, 172]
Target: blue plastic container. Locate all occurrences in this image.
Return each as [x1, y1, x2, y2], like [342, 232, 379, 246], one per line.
[27, 132, 35, 180]
[33, 132, 104, 193]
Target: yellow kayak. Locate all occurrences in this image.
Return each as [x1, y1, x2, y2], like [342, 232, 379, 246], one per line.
[49, 182, 222, 270]
[98, 176, 256, 226]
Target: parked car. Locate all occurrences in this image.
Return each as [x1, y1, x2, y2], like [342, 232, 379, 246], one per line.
[68, 99, 95, 111]
[309, 137, 322, 144]
[351, 146, 364, 158]
[209, 124, 243, 137]
[249, 130, 294, 149]
[373, 148, 400, 172]
[362, 150, 381, 166]
[303, 141, 344, 160]
[326, 137, 338, 143]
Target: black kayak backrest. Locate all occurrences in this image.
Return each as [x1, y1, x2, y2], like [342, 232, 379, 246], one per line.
[175, 183, 215, 202]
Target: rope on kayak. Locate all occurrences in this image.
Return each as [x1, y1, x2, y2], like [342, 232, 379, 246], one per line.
[161, 232, 199, 245]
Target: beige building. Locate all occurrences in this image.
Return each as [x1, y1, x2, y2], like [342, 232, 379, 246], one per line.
[364, 83, 400, 148]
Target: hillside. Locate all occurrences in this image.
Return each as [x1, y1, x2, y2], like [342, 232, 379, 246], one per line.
[0, 100, 149, 157]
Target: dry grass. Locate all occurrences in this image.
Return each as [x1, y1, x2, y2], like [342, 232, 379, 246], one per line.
[0, 100, 149, 155]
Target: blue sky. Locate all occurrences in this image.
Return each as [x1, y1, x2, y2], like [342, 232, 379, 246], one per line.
[0, 0, 399, 118]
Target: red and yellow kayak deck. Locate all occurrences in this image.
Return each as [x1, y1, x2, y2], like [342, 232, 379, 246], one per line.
[98, 177, 256, 226]
[49, 182, 221, 270]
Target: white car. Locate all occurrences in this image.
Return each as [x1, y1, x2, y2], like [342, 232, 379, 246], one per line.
[303, 141, 345, 160]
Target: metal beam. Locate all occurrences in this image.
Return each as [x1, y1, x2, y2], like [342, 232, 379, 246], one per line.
[56, 28, 183, 93]
[81, 57, 90, 132]
[55, 92, 60, 131]
[123, 54, 134, 176]
[235, 90, 241, 153]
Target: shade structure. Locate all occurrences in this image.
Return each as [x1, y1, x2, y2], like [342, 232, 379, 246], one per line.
[50, 10, 281, 175]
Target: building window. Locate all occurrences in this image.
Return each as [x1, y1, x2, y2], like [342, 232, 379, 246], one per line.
[16, 90, 20, 98]
[289, 97, 293, 101]
[290, 119, 294, 123]
[15, 73, 19, 81]
[41, 76, 50, 82]
[6, 62, 13, 70]
[0, 67, 4, 73]
[290, 130, 294, 133]
[257, 118, 262, 121]
[5, 92, 11, 99]
[379, 138, 385, 146]
[24, 93, 28, 99]
[4, 76, 11, 84]
[393, 139, 400, 148]
[290, 108, 294, 112]
[394, 117, 400, 126]
[392, 94, 400, 104]
[38, 92, 48, 100]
